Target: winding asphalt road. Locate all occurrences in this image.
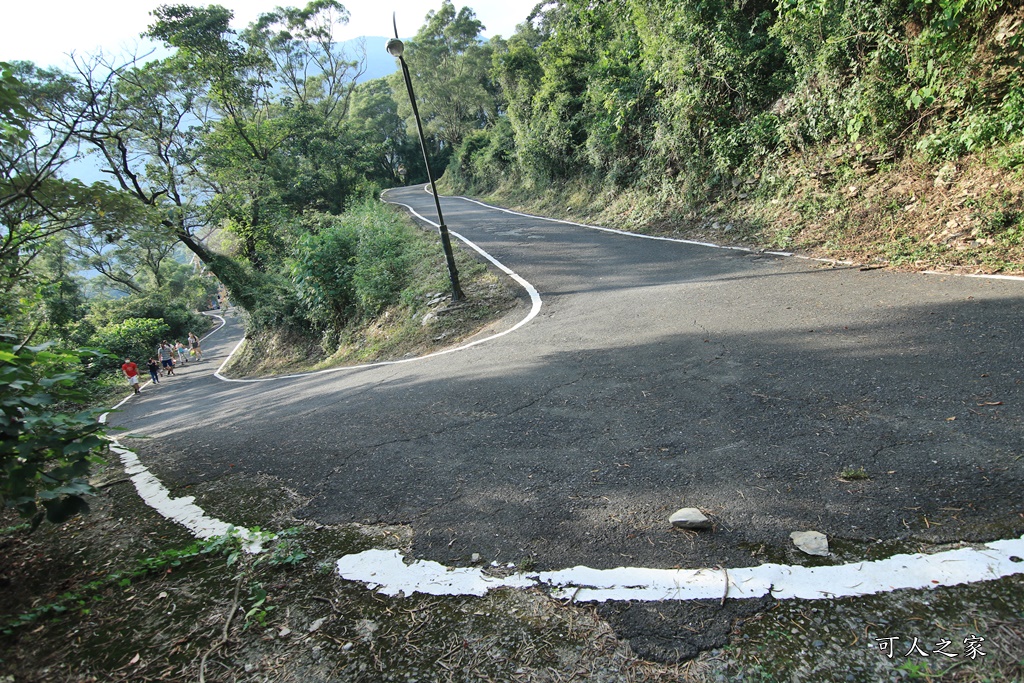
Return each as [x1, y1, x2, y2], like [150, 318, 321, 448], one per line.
[110, 186, 1024, 577]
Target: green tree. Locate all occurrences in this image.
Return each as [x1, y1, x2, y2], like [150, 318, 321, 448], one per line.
[92, 317, 170, 365]
[460, 0, 794, 194]
[490, 30, 544, 178]
[143, 2, 374, 272]
[0, 61, 29, 143]
[32, 239, 88, 339]
[1, 62, 140, 323]
[348, 79, 410, 184]
[243, 1, 375, 216]
[73, 56, 222, 268]
[391, 2, 496, 151]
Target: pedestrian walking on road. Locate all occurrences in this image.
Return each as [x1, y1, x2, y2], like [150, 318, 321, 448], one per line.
[188, 332, 203, 361]
[146, 357, 160, 384]
[158, 341, 176, 376]
[175, 341, 189, 364]
[121, 358, 141, 395]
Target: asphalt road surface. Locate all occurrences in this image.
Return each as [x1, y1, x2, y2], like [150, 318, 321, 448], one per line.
[111, 186, 1024, 575]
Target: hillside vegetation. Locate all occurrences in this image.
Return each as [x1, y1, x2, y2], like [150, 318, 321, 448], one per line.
[446, 0, 1024, 273]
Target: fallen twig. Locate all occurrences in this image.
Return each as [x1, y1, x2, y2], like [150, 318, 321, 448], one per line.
[312, 595, 341, 614]
[198, 574, 244, 683]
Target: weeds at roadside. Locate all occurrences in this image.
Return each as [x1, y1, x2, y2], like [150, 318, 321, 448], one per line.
[0, 525, 306, 637]
[0, 482, 691, 683]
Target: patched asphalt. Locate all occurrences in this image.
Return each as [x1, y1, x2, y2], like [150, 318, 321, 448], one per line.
[109, 186, 1024, 577]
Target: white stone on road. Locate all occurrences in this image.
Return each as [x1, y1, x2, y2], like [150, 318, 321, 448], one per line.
[669, 508, 712, 529]
[791, 530, 830, 557]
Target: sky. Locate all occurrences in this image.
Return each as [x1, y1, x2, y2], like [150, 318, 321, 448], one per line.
[0, 0, 539, 69]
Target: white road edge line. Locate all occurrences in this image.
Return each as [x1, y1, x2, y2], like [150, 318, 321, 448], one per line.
[99, 316, 272, 553]
[335, 542, 1024, 602]
[101, 189, 1024, 601]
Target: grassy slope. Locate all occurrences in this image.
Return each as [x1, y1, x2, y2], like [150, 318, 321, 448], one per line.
[465, 146, 1024, 277]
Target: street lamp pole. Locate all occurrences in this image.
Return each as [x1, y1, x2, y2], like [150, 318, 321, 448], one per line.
[387, 23, 465, 302]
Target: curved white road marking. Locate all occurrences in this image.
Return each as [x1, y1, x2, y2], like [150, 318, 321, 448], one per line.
[105, 189, 1024, 601]
[336, 541, 1024, 602]
[98, 315, 271, 551]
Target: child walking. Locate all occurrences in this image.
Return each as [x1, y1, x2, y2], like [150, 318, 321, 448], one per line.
[158, 341, 176, 376]
[147, 357, 161, 384]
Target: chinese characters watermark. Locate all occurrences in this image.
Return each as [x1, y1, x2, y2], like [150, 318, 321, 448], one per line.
[875, 635, 987, 660]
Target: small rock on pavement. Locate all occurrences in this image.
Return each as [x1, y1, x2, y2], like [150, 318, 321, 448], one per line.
[790, 530, 829, 556]
[669, 508, 712, 530]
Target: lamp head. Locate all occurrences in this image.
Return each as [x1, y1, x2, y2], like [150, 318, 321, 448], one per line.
[386, 39, 405, 58]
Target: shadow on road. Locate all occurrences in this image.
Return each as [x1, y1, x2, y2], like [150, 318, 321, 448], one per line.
[116, 292, 1024, 573]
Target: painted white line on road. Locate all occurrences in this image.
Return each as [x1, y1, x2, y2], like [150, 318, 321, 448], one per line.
[110, 444, 232, 539]
[99, 440, 269, 552]
[201, 313, 226, 342]
[434, 186, 755, 252]
[94, 423, 1024, 602]
[337, 539, 1024, 602]
[923, 270, 1024, 281]
[99, 313, 269, 552]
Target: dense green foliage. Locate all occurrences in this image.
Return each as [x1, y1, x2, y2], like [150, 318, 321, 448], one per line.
[0, 336, 108, 526]
[1, 2, 437, 351]
[453, 0, 1024, 199]
[389, 2, 497, 150]
[91, 318, 171, 366]
[291, 202, 435, 345]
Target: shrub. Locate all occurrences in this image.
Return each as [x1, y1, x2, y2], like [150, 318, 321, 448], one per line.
[290, 203, 423, 344]
[92, 317, 170, 365]
[354, 221, 412, 316]
[291, 219, 359, 333]
[0, 335, 109, 527]
[88, 292, 207, 344]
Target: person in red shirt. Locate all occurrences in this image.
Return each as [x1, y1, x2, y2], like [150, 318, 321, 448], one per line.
[121, 358, 141, 395]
